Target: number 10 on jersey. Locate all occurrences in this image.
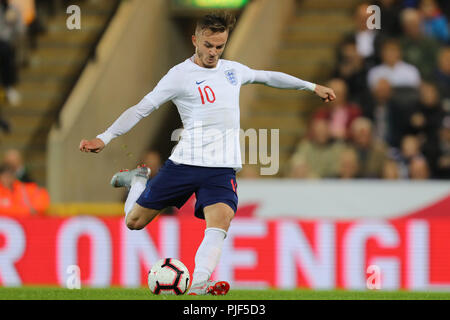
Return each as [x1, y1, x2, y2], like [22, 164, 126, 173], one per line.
[198, 86, 216, 104]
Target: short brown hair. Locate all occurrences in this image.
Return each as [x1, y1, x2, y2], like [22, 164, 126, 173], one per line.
[196, 12, 236, 34]
[381, 38, 401, 50]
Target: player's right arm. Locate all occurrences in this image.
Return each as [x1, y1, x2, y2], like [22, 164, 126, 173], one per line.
[79, 138, 105, 153]
[79, 67, 182, 153]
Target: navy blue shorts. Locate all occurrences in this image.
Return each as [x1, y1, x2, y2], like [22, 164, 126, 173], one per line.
[136, 160, 238, 219]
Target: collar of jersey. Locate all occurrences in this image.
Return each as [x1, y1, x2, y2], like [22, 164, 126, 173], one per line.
[188, 55, 222, 71]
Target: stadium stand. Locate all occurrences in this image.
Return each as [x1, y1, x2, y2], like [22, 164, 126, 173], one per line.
[285, 0, 450, 181]
[240, 0, 362, 176]
[0, 0, 120, 187]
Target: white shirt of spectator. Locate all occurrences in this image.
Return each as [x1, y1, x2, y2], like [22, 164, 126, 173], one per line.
[97, 57, 315, 170]
[367, 61, 421, 90]
[355, 30, 377, 58]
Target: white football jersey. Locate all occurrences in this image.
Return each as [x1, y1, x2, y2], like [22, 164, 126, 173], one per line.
[97, 56, 315, 170]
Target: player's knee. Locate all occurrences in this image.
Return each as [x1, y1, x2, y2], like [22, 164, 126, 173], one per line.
[222, 209, 234, 226]
[126, 217, 144, 230]
[205, 203, 235, 230]
[126, 219, 137, 230]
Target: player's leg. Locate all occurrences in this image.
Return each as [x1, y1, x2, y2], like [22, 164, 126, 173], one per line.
[188, 169, 238, 295]
[118, 159, 196, 230]
[192, 202, 234, 282]
[111, 165, 154, 227]
[193, 202, 234, 295]
[204, 202, 234, 231]
[125, 203, 162, 230]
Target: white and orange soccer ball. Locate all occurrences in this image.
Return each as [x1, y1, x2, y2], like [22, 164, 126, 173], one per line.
[148, 258, 190, 295]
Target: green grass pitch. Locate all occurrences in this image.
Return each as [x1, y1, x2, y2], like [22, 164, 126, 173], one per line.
[1, 287, 450, 300]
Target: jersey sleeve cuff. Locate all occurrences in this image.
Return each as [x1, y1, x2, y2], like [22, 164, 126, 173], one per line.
[96, 132, 115, 146]
[306, 82, 316, 92]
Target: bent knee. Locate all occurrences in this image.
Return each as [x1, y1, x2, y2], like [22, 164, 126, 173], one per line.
[222, 209, 234, 225]
[125, 217, 145, 230]
[221, 204, 235, 221]
[214, 207, 234, 222]
[204, 203, 235, 231]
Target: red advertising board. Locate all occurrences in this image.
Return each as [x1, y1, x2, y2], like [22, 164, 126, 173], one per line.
[1, 215, 450, 290]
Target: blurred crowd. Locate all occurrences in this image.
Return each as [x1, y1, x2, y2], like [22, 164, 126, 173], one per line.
[0, 0, 80, 217]
[1, 0, 42, 108]
[287, 0, 450, 181]
[0, 148, 49, 216]
[0, 0, 77, 129]
[0, 0, 82, 217]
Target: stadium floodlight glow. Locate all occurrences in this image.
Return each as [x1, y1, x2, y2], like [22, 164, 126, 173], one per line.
[174, 0, 249, 9]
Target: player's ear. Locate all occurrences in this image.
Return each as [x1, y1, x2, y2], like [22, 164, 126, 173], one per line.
[192, 35, 197, 48]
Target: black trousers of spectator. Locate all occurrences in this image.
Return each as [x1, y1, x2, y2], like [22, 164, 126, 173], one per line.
[0, 40, 18, 88]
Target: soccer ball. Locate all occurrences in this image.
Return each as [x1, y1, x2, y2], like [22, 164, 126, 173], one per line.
[148, 258, 190, 295]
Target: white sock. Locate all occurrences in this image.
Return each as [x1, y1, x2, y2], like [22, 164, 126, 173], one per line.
[124, 176, 147, 216]
[192, 227, 227, 286]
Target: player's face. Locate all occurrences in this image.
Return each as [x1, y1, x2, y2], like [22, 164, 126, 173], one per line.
[192, 29, 228, 68]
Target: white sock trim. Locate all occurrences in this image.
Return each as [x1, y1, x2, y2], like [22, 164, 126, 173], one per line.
[205, 227, 227, 239]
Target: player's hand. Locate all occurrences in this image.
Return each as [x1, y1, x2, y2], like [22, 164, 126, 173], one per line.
[314, 84, 336, 103]
[79, 138, 105, 153]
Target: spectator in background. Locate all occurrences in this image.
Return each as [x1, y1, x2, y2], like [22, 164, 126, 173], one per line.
[10, 0, 45, 65]
[288, 157, 313, 179]
[382, 158, 401, 179]
[2, 148, 33, 182]
[348, 117, 388, 178]
[0, 0, 23, 106]
[367, 38, 422, 90]
[419, 0, 450, 43]
[336, 148, 360, 179]
[289, 118, 346, 179]
[399, 8, 441, 81]
[312, 78, 361, 141]
[365, 78, 395, 145]
[10, 0, 34, 27]
[423, 116, 450, 178]
[435, 46, 450, 104]
[375, 0, 403, 36]
[408, 82, 446, 145]
[391, 134, 423, 178]
[0, 163, 49, 216]
[333, 39, 370, 106]
[141, 149, 161, 179]
[344, 3, 385, 68]
[365, 78, 414, 148]
[409, 156, 431, 179]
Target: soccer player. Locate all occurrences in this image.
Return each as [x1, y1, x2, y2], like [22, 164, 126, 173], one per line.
[79, 12, 336, 295]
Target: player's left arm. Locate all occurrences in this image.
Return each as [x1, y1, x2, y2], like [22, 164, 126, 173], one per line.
[250, 70, 336, 102]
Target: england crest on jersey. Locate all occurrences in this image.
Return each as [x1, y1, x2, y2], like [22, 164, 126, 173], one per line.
[225, 69, 238, 86]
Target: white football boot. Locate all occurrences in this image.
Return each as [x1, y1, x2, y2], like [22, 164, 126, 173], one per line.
[188, 280, 230, 296]
[110, 165, 151, 189]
